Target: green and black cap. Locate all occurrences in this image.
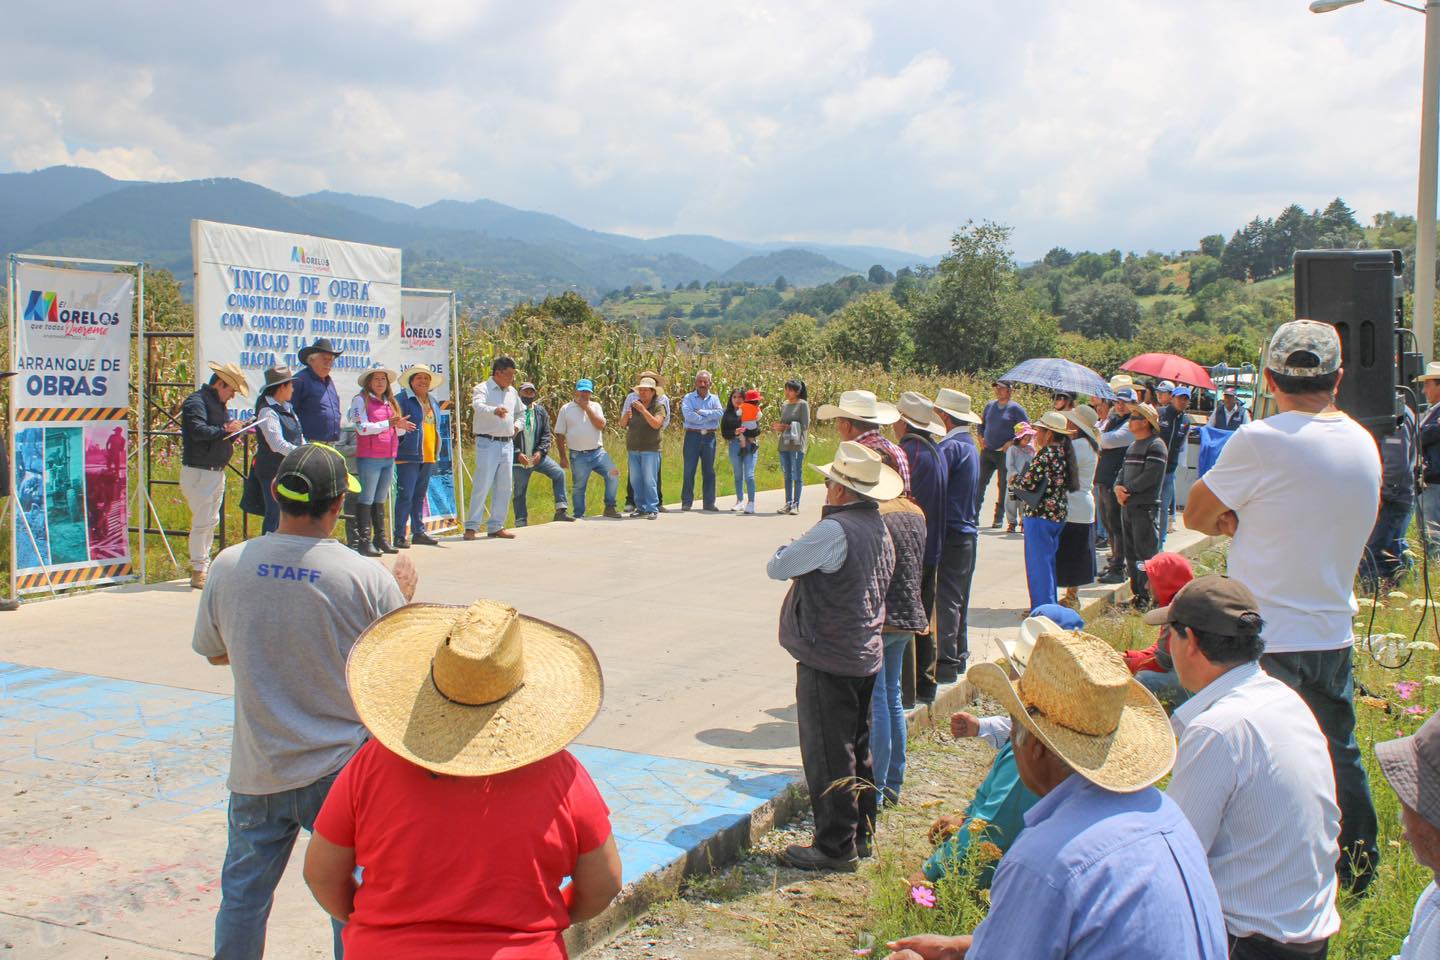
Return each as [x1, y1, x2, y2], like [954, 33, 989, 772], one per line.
[275, 443, 361, 503]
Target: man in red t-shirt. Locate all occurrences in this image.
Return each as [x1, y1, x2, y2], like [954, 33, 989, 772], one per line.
[304, 599, 621, 958]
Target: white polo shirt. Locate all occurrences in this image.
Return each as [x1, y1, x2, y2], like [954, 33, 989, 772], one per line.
[1168, 661, 1341, 944]
[554, 400, 606, 452]
[472, 378, 521, 439]
[1201, 410, 1380, 653]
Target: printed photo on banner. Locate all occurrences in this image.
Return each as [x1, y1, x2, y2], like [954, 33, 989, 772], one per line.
[84, 425, 128, 560]
[11, 263, 133, 411]
[12, 424, 132, 578]
[192, 220, 402, 420]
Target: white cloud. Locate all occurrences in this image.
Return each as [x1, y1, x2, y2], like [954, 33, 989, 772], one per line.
[0, 0, 1433, 257]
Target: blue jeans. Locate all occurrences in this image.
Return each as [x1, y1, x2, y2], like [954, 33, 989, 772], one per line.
[511, 456, 568, 525]
[1158, 470, 1177, 549]
[871, 633, 909, 804]
[628, 450, 661, 513]
[1420, 484, 1440, 559]
[1261, 649, 1379, 894]
[1022, 516, 1064, 610]
[215, 773, 344, 960]
[1363, 498, 1413, 585]
[394, 461, 436, 540]
[570, 448, 619, 517]
[780, 449, 805, 507]
[466, 437, 513, 533]
[355, 457, 394, 506]
[681, 431, 718, 509]
[729, 440, 758, 503]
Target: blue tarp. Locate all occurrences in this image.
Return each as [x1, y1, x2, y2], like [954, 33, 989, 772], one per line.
[1196, 425, 1236, 478]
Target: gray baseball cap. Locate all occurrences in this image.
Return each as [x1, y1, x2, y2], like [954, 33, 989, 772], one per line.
[1267, 319, 1341, 377]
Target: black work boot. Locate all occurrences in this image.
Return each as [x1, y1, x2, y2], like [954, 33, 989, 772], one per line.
[354, 508, 381, 558]
[371, 503, 399, 554]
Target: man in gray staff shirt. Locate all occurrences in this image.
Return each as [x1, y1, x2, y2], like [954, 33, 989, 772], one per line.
[192, 443, 417, 960]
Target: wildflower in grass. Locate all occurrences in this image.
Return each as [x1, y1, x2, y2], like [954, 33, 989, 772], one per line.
[910, 885, 936, 908]
[1413, 642, 1439, 652]
[1407, 705, 1429, 717]
[1358, 695, 1390, 711]
[1390, 591, 1411, 601]
[967, 818, 988, 835]
[1426, 676, 1440, 686]
[977, 842, 1003, 862]
[1395, 680, 1423, 701]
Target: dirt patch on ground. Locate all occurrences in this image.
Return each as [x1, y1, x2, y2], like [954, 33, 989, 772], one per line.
[593, 724, 997, 960]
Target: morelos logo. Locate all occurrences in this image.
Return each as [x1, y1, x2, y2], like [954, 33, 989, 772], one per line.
[290, 245, 332, 271]
[23, 290, 119, 328]
[24, 290, 58, 323]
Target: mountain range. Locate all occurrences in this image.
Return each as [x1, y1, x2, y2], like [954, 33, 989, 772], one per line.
[0, 166, 934, 311]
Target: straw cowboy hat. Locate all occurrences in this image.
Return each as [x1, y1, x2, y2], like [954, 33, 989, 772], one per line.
[931, 388, 982, 425]
[897, 391, 945, 436]
[638, 369, 667, 389]
[1418, 361, 1440, 382]
[357, 366, 400, 390]
[347, 599, 603, 776]
[1109, 374, 1135, 393]
[401, 364, 444, 391]
[207, 361, 251, 398]
[1034, 410, 1075, 436]
[816, 389, 900, 426]
[968, 630, 1176, 792]
[632, 375, 663, 393]
[811, 440, 904, 501]
[999, 615, 1066, 673]
[1130, 402, 1160, 430]
[1065, 404, 1100, 444]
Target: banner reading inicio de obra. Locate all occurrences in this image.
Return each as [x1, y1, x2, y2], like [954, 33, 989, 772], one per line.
[10, 261, 135, 593]
[398, 290, 457, 533]
[191, 220, 402, 419]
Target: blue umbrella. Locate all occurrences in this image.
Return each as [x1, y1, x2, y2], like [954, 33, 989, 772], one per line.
[998, 358, 1115, 400]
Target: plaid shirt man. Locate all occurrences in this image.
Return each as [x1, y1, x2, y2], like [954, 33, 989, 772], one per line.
[855, 428, 911, 495]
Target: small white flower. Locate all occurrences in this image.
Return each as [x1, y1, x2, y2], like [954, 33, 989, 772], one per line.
[1425, 675, 1440, 686]
[1356, 599, 1378, 610]
[1413, 641, 1439, 652]
[1390, 591, 1412, 601]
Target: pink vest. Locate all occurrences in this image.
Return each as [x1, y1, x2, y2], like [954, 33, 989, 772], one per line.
[356, 394, 398, 459]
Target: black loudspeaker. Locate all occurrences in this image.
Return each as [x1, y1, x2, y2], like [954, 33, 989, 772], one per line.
[1293, 249, 1405, 436]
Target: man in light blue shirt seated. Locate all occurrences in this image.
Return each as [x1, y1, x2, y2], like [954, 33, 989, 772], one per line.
[886, 630, 1226, 960]
[679, 370, 724, 512]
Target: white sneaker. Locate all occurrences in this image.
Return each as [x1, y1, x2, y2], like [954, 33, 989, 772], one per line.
[745, 503, 756, 515]
[732, 500, 746, 512]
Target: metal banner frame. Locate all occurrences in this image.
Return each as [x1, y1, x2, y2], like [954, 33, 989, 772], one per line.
[6, 253, 145, 599]
[400, 287, 463, 531]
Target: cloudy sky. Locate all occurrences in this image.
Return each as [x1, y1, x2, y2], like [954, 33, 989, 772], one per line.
[0, 1, 1427, 258]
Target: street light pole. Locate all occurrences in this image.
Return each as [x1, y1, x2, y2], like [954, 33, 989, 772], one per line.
[1311, 0, 1438, 360]
[1415, 0, 1440, 360]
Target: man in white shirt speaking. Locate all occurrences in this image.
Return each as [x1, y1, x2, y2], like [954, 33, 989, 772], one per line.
[1147, 575, 1340, 959]
[1185, 319, 1382, 896]
[465, 356, 522, 540]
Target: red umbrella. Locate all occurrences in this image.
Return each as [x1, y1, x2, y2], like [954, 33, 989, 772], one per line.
[1120, 353, 1216, 391]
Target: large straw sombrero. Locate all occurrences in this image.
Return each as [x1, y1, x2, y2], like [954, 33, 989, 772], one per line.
[400, 364, 444, 391]
[347, 600, 603, 776]
[816, 389, 900, 426]
[968, 631, 1175, 792]
[932, 388, 982, 425]
[999, 615, 1066, 673]
[811, 440, 903, 501]
[207, 361, 251, 398]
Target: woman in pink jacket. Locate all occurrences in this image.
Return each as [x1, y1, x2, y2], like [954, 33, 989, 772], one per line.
[349, 367, 412, 557]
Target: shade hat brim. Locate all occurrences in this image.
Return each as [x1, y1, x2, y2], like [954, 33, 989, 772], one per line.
[810, 459, 904, 501]
[1064, 408, 1100, 444]
[298, 342, 344, 361]
[900, 413, 947, 436]
[932, 401, 982, 425]
[401, 365, 445, 391]
[967, 657, 1175, 793]
[347, 603, 603, 777]
[207, 361, 251, 398]
[815, 402, 901, 426]
[356, 368, 400, 390]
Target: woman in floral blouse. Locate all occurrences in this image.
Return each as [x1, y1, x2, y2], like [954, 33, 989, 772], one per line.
[1010, 410, 1080, 611]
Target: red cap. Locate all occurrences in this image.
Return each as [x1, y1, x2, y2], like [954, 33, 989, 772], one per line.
[1142, 552, 1194, 607]
[744, 389, 762, 403]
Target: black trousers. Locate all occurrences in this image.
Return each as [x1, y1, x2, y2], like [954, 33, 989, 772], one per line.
[935, 532, 978, 678]
[1228, 934, 1328, 959]
[913, 561, 939, 701]
[1096, 482, 1125, 574]
[1122, 502, 1159, 601]
[796, 663, 877, 859]
[976, 448, 1008, 522]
